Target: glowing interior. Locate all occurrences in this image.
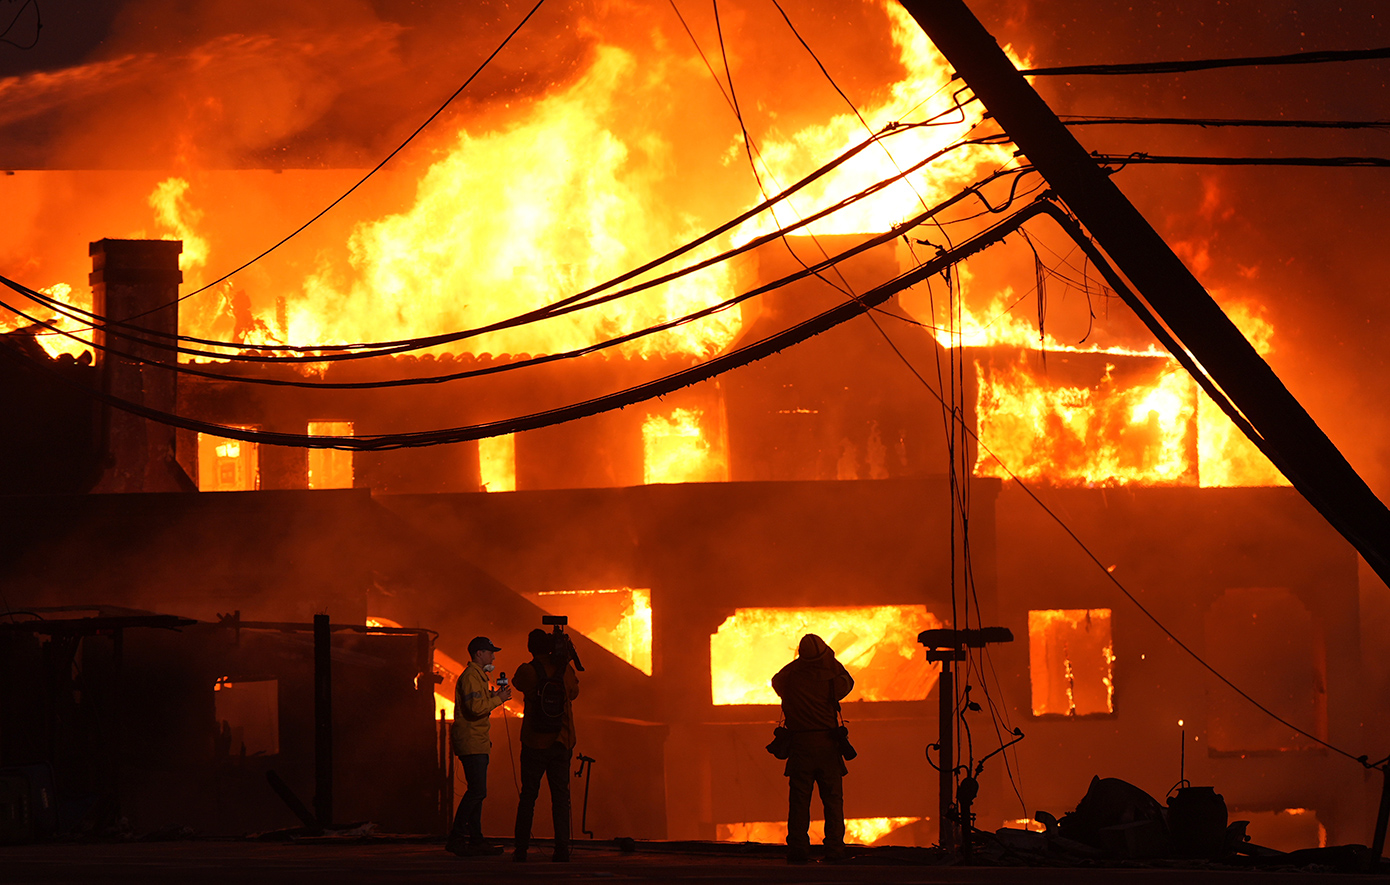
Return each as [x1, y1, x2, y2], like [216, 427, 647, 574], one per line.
[710, 605, 943, 705]
[527, 588, 653, 675]
[307, 421, 354, 489]
[197, 427, 259, 491]
[718, 817, 924, 846]
[1028, 609, 1114, 717]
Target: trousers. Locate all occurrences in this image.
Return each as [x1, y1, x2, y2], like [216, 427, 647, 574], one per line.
[786, 748, 845, 851]
[448, 753, 489, 846]
[514, 742, 572, 851]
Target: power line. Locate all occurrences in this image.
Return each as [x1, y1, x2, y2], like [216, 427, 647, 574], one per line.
[2, 140, 1005, 385]
[1095, 152, 1390, 168]
[8, 116, 972, 361]
[1024, 45, 1390, 77]
[1, 194, 1047, 451]
[0, 0, 39, 49]
[1062, 114, 1390, 131]
[879, 208, 1378, 771]
[768, 0, 1028, 804]
[112, 0, 549, 326]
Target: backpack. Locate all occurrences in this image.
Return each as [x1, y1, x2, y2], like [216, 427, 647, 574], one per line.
[524, 662, 568, 734]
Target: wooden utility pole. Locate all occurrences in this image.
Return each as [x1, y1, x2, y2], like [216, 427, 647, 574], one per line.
[896, 0, 1390, 588]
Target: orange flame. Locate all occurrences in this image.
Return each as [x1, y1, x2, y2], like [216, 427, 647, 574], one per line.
[643, 406, 729, 485]
[718, 817, 924, 846]
[974, 352, 1198, 487]
[1028, 608, 1113, 717]
[710, 605, 942, 705]
[528, 588, 653, 676]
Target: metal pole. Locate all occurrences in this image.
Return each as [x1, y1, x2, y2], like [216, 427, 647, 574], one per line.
[938, 662, 955, 853]
[313, 614, 333, 829]
[1370, 765, 1390, 870]
[896, 0, 1390, 588]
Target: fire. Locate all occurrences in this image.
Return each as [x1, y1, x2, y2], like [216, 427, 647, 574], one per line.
[307, 420, 353, 489]
[146, 177, 209, 277]
[643, 406, 729, 485]
[738, 4, 1020, 241]
[710, 605, 942, 706]
[974, 351, 1198, 487]
[528, 588, 653, 676]
[1028, 609, 1114, 717]
[479, 434, 516, 493]
[6, 283, 98, 360]
[1196, 298, 1288, 487]
[718, 817, 923, 846]
[931, 281, 1288, 488]
[292, 45, 742, 359]
[197, 426, 259, 491]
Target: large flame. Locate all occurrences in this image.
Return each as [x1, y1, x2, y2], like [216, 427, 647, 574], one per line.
[974, 352, 1198, 487]
[737, 4, 1020, 243]
[710, 605, 942, 705]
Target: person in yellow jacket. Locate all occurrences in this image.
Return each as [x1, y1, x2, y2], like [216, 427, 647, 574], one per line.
[445, 636, 512, 857]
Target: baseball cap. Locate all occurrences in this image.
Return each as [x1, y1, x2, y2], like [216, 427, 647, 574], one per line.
[468, 636, 502, 654]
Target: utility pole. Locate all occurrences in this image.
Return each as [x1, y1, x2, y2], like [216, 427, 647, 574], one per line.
[896, 0, 1390, 589]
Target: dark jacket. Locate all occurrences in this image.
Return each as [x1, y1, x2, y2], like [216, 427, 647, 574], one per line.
[771, 634, 854, 734]
[513, 656, 580, 750]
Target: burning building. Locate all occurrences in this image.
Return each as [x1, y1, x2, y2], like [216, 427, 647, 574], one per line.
[2, 0, 1386, 855]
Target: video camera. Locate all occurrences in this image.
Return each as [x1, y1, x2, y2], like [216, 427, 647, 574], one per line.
[542, 615, 585, 672]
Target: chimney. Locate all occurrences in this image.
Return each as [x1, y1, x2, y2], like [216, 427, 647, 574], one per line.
[89, 238, 194, 493]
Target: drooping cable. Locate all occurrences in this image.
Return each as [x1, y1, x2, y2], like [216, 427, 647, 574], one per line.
[1061, 114, 1390, 131]
[895, 204, 1384, 772]
[1094, 152, 1390, 168]
[0, 197, 1051, 452]
[1024, 45, 1390, 77]
[2, 145, 1011, 390]
[8, 117, 977, 362]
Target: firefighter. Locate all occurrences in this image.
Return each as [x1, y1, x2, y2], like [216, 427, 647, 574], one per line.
[771, 633, 854, 864]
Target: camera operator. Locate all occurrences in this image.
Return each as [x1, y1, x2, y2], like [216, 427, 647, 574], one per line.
[511, 628, 580, 863]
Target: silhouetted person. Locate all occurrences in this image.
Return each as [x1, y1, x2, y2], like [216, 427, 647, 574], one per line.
[446, 636, 512, 857]
[771, 633, 854, 864]
[511, 628, 580, 863]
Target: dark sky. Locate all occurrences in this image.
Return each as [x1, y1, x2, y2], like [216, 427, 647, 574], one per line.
[1, 0, 1387, 493]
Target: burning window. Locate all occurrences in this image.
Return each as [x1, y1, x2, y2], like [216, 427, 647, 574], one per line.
[1028, 609, 1114, 717]
[213, 677, 279, 756]
[197, 428, 259, 491]
[479, 434, 516, 492]
[307, 421, 353, 489]
[643, 407, 729, 484]
[975, 352, 1199, 487]
[710, 606, 943, 705]
[525, 588, 652, 675]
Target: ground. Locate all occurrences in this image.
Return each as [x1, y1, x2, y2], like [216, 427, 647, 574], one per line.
[2, 839, 1386, 885]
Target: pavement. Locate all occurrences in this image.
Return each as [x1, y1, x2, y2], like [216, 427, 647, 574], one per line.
[3, 838, 1388, 885]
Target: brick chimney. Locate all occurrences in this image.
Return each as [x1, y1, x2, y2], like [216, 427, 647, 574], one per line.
[89, 238, 194, 493]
